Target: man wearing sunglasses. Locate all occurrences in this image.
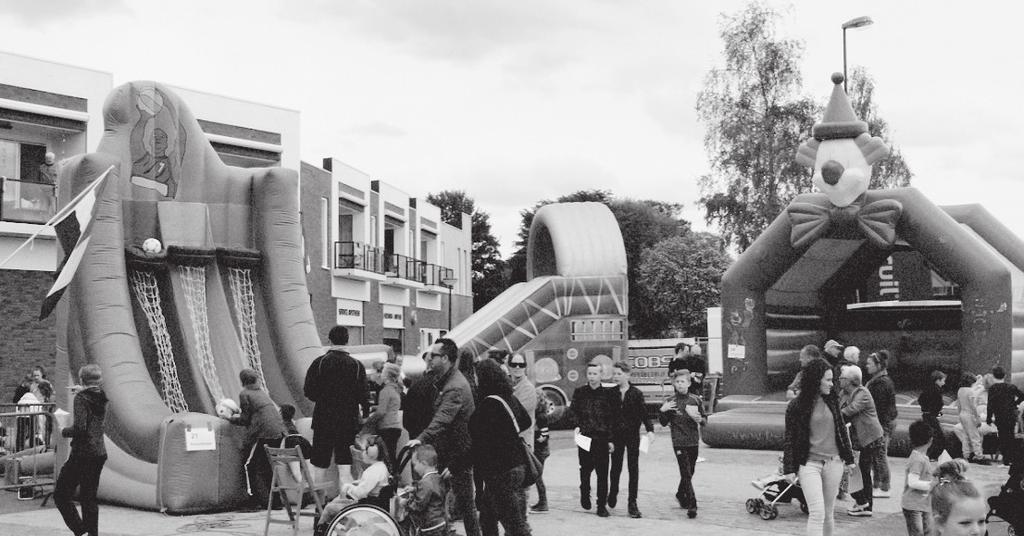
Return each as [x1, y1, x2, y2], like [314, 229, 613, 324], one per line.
[508, 354, 538, 448]
[406, 338, 480, 536]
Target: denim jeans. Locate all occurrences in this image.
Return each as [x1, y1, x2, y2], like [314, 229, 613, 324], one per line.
[851, 442, 879, 509]
[479, 465, 531, 536]
[871, 421, 894, 491]
[55, 453, 107, 536]
[798, 457, 844, 536]
[903, 508, 931, 536]
[609, 432, 640, 504]
[450, 465, 481, 536]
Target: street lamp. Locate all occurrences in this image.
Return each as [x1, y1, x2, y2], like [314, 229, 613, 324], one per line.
[441, 275, 458, 332]
[841, 16, 874, 93]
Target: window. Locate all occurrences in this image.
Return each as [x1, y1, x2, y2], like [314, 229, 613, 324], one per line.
[570, 318, 625, 342]
[1, 140, 55, 224]
[320, 197, 329, 269]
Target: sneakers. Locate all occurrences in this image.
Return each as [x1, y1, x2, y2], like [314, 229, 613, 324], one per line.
[607, 493, 617, 508]
[596, 506, 610, 517]
[847, 503, 873, 516]
[580, 493, 592, 511]
[873, 489, 891, 498]
[530, 502, 549, 513]
[687, 508, 698, 518]
[628, 502, 642, 518]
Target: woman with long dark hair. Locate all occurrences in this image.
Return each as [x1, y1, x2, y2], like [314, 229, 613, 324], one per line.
[470, 359, 532, 536]
[782, 358, 855, 536]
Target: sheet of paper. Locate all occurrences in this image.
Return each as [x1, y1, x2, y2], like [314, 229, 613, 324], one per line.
[574, 430, 592, 452]
[639, 434, 650, 454]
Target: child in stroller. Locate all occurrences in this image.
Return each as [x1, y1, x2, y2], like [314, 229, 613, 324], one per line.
[987, 441, 1024, 535]
[746, 455, 807, 520]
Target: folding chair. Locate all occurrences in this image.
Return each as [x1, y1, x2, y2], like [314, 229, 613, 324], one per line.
[264, 445, 331, 536]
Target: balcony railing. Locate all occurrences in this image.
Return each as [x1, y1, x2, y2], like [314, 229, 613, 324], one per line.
[423, 264, 454, 287]
[1, 177, 56, 224]
[385, 253, 427, 283]
[334, 241, 385, 273]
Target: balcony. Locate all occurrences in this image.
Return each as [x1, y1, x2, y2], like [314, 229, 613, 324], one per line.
[383, 253, 426, 289]
[423, 264, 455, 292]
[1, 178, 56, 225]
[333, 241, 387, 281]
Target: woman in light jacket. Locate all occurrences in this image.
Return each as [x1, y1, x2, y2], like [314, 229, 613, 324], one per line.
[783, 358, 855, 536]
[838, 363, 883, 517]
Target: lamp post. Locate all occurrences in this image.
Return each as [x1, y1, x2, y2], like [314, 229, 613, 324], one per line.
[442, 275, 458, 332]
[842, 16, 874, 93]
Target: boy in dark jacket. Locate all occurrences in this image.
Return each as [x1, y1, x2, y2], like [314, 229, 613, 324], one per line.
[659, 370, 707, 519]
[608, 362, 654, 518]
[987, 366, 1024, 464]
[918, 370, 947, 460]
[568, 361, 619, 517]
[55, 364, 108, 536]
[401, 445, 448, 536]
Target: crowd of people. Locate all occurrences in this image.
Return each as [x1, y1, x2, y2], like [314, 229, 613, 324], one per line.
[782, 338, 1013, 536]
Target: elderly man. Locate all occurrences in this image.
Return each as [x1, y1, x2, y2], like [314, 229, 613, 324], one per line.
[823, 339, 845, 367]
[508, 353, 537, 448]
[407, 338, 480, 536]
[839, 363, 884, 517]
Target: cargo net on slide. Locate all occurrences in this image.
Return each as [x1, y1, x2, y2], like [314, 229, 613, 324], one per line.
[129, 269, 189, 413]
[179, 264, 225, 401]
[227, 266, 266, 389]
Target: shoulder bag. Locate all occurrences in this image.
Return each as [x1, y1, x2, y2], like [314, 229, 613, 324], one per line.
[487, 395, 543, 488]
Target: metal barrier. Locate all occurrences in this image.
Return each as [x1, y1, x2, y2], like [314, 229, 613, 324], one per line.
[0, 403, 58, 498]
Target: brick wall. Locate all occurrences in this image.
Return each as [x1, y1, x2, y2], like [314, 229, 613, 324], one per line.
[0, 270, 56, 403]
[300, 162, 334, 344]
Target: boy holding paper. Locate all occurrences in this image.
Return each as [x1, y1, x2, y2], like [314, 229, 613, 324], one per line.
[609, 361, 654, 518]
[569, 361, 618, 517]
[659, 370, 707, 519]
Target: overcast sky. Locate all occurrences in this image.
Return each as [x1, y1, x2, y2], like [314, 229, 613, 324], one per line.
[3, 0, 1022, 257]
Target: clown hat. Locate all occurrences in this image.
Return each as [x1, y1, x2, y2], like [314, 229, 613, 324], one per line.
[811, 73, 868, 140]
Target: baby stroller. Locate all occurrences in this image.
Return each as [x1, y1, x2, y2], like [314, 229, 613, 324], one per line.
[320, 444, 416, 536]
[746, 476, 807, 520]
[987, 452, 1024, 535]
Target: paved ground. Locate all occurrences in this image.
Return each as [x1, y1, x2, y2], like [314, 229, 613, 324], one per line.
[0, 429, 1015, 535]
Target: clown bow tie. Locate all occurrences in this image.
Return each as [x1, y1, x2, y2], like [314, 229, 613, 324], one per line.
[786, 198, 903, 249]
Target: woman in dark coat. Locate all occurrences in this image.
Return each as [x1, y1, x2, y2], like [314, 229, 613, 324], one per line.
[469, 359, 532, 536]
[783, 358, 855, 536]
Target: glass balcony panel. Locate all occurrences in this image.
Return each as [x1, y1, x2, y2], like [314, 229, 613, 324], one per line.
[1, 178, 56, 224]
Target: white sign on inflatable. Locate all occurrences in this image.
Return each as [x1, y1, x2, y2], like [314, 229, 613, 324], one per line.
[184, 425, 216, 451]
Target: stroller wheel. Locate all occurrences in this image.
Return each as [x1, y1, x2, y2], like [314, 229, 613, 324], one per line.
[325, 503, 402, 536]
[800, 501, 809, 514]
[746, 498, 758, 514]
[759, 504, 777, 520]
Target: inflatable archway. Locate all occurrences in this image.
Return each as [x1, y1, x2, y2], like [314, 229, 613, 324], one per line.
[56, 82, 323, 512]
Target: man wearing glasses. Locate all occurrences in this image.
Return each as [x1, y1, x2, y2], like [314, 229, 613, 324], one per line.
[406, 338, 480, 536]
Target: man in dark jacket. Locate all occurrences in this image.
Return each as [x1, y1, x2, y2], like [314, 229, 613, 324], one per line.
[608, 361, 654, 518]
[865, 350, 898, 498]
[406, 338, 480, 536]
[304, 325, 369, 489]
[918, 370, 947, 461]
[55, 364, 108, 536]
[569, 361, 619, 518]
[987, 366, 1024, 465]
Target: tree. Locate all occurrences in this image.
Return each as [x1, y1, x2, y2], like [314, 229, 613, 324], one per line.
[696, 2, 819, 252]
[636, 233, 733, 337]
[426, 191, 506, 310]
[847, 66, 913, 189]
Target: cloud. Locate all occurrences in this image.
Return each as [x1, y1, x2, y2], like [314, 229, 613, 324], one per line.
[0, 0, 129, 25]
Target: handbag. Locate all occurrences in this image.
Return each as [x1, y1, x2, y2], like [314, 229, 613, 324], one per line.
[488, 395, 543, 488]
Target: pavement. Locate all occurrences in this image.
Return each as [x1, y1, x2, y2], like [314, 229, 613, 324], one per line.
[0, 429, 1015, 536]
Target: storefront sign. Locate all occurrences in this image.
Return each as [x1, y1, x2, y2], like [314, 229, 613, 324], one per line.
[336, 298, 364, 326]
[383, 305, 404, 329]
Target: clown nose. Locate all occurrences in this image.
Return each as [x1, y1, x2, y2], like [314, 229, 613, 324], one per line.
[822, 160, 844, 185]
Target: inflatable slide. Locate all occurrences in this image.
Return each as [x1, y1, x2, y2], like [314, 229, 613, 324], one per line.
[55, 82, 323, 512]
[446, 202, 629, 413]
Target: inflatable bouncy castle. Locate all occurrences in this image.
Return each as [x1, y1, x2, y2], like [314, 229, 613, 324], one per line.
[54, 82, 323, 512]
[704, 73, 1024, 451]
